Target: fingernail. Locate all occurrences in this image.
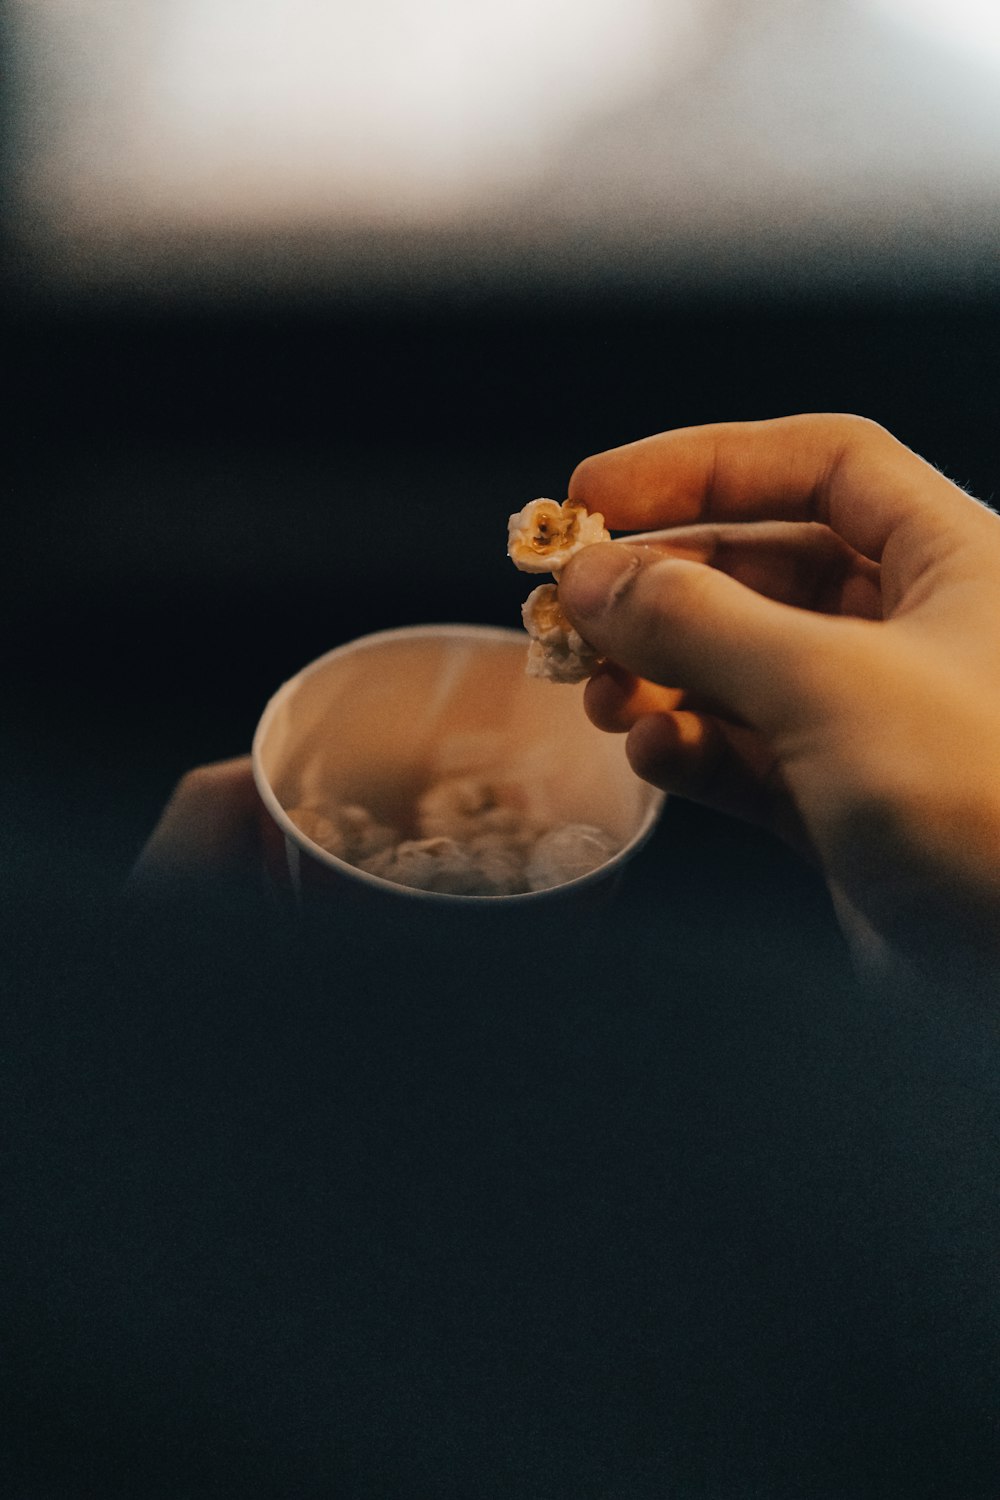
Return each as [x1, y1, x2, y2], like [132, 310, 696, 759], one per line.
[561, 544, 640, 619]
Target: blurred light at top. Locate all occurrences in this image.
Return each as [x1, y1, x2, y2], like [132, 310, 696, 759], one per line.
[869, 0, 1000, 68]
[9, 0, 1000, 295]
[154, 0, 691, 213]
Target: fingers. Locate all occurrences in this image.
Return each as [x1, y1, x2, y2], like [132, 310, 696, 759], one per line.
[561, 542, 844, 733]
[624, 711, 810, 855]
[579, 520, 882, 739]
[584, 662, 742, 735]
[568, 414, 981, 591]
[629, 520, 883, 619]
[583, 663, 684, 732]
[128, 756, 264, 891]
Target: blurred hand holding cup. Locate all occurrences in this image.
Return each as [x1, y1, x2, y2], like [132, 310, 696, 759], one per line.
[252, 625, 664, 912]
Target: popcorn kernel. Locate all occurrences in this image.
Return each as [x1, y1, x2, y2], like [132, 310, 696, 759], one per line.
[507, 498, 609, 575]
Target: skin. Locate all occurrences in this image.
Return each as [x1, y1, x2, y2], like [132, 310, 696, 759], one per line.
[135, 414, 1000, 990]
[557, 413, 1000, 986]
[128, 756, 262, 892]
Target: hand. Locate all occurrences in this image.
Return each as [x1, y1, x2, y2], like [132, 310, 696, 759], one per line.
[558, 414, 1000, 986]
[128, 756, 264, 892]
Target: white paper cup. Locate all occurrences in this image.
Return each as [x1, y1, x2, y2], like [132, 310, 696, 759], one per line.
[252, 624, 664, 909]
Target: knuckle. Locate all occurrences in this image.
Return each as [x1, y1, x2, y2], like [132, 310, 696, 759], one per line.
[828, 412, 897, 452]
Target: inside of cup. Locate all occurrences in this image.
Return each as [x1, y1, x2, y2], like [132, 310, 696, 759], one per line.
[255, 627, 662, 853]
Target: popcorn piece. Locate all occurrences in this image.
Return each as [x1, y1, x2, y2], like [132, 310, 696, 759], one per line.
[416, 776, 494, 841]
[525, 640, 594, 684]
[525, 823, 620, 892]
[416, 775, 536, 846]
[361, 837, 499, 895]
[336, 804, 399, 861]
[466, 833, 529, 893]
[290, 785, 620, 899]
[507, 498, 609, 575]
[287, 802, 397, 861]
[508, 496, 610, 682]
[521, 583, 600, 684]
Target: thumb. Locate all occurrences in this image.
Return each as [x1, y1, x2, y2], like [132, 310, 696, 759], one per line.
[559, 542, 839, 733]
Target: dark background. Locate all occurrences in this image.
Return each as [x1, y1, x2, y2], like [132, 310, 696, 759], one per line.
[5, 279, 1000, 1497]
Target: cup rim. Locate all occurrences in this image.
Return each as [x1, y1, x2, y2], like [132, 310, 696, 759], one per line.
[252, 623, 665, 904]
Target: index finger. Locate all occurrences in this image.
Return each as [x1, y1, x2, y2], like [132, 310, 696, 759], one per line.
[567, 414, 982, 570]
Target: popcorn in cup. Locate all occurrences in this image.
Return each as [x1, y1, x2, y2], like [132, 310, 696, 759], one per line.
[252, 625, 664, 909]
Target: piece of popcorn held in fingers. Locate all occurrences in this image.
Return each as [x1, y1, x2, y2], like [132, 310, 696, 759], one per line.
[521, 583, 600, 683]
[508, 497, 610, 681]
[507, 498, 610, 575]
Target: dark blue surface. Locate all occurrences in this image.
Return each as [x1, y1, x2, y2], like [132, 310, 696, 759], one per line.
[5, 291, 1000, 1496]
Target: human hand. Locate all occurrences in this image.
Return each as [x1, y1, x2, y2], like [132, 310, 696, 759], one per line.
[558, 415, 1000, 986]
[128, 756, 264, 893]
